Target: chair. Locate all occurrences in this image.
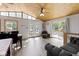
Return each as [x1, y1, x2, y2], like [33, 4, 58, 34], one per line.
[41, 31, 50, 38]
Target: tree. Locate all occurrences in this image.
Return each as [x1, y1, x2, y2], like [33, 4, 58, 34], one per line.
[52, 22, 64, 31]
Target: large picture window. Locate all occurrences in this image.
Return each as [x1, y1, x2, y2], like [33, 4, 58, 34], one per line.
[52, 22, 64, 32]
[5, 20, 18, 31]
[28, 21, 41, 37]
[51, 21, 65, 40]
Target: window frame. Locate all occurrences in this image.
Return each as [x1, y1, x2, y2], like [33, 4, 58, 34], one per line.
[8, 12, 16, 17]
[0, 12, 9, 16]
[0, 19, 1, 32]
[4, 20, 18, 32]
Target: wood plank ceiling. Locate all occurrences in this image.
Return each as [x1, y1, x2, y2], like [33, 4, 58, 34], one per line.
[0, 3, 79, 21]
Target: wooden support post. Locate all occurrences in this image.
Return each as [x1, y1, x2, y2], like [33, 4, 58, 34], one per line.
[63, 32, 67, 46]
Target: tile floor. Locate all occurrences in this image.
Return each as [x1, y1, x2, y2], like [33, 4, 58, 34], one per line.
[15, 37, 64, 56]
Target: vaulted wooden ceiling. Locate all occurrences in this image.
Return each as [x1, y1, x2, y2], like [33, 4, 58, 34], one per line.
[0, 3, 79, 21]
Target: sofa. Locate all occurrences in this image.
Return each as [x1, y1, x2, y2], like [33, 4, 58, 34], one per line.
[61, 37, 79, 54]
[45, 43, 72, 56]
[45, 37, 79, 56]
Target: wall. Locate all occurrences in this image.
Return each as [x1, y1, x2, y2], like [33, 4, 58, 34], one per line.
[19, 19, 43, 38]
[0, 16, 29, 39]
[69, 14, 79, 33]
[0, 16, 43, 39]
[1, 13, 79, 39]
[46, 13, 79, 40]
[0, 16, 22, 32]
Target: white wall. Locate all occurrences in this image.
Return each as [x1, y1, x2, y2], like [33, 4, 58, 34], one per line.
[0, 16, 43, 39]
[19, 19, 43, 38]
[46, 13, 79, 38]
[1, 13, 79, 39]
[69, 14, 79, 33]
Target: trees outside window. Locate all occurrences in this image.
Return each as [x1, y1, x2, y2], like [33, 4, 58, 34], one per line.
[5, 20, 18, 31]
[52, 22, 64, 32]
[52, 21, 65, 40]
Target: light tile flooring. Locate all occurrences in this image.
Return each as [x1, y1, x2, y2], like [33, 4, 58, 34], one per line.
[15, 37, 63, 56]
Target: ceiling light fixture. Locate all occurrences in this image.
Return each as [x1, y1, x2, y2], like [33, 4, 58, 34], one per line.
[40, 13, 44, 16]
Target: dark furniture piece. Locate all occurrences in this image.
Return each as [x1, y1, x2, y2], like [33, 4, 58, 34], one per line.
[61, 37, 79, 54]
[18, 35, 22, 48]
[41, 31, 50, 38]
[0, 31, 22, 48]
[45, 43, 72, 56]
[45, 37, 79, 56]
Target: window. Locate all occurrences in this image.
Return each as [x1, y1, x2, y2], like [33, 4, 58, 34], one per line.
[52, 22, 64, 32]
[32, 17, 36, 20]
[28, 15, 31, 19]
[0, 12, 8, 16]
[9, 12, 16, 17]
[28, 21, 40, 37]
[35, 24, 39, 33]
[52, 21, 65, 40]
[5, 20, 18, 31]
[16, 12, 22, 18]
[23, 13, 28, 19]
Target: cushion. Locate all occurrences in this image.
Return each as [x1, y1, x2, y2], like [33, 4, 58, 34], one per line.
[59, 50, 72, 56]
[76, 38, 79, 45]
[61, 44, 78, 54]
[45, 43, 55, 52]
[70, 37, 76, 44]
[51, 47, 62, 56]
